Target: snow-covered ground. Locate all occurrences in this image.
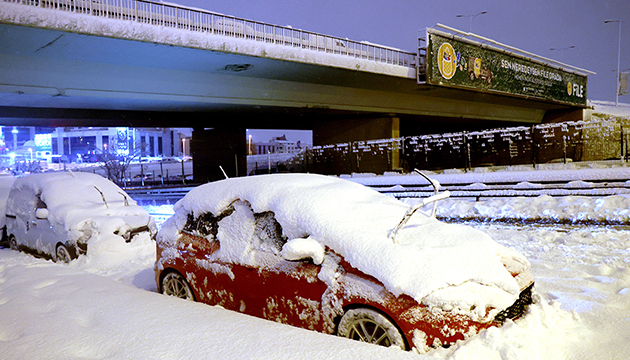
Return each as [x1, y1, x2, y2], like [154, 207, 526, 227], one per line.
[1, 167, 630, 359]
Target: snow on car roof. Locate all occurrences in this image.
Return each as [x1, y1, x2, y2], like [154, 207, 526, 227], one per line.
[7, 171, 150, 232]
[165, 173, 526, 314]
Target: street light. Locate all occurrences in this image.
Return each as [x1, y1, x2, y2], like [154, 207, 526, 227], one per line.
[550, 45, 575, 61]
[456, 11, 487, 33]
[605, 19, 622, 106]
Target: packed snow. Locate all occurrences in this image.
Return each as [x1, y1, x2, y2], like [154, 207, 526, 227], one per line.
[1, 167, 629, 359]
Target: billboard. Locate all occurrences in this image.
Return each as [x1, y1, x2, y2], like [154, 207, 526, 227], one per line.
[34, 133, 52, 152]
[423, 29, 588, 106]
[116, 127, 129, 155]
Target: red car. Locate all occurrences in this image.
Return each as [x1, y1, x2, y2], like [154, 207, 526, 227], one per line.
[155, 173, 534, 352]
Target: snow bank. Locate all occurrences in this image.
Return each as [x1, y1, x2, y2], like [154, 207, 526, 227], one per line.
[3, 166, 630, 359]
[425, 195, 630, 225]
[0, 250, 426, 360]
[352, 167, 630, 187]
[162, 173, 528, 315]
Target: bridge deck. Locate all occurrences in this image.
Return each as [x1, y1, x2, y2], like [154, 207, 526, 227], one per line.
[1, 0, 417, 78]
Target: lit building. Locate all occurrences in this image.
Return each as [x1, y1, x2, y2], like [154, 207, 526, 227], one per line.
[1, 127, 192, 163]
[256, 135, 307, 155]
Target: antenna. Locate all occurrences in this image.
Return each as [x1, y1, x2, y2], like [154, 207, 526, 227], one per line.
[219, 166, 229, 179]
[93, 186, 108, 208]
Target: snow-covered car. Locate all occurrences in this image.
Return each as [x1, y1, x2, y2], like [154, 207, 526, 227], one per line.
[0, 175, 16, 247]
[6, 171, 156, 262]
[155, 173, 534, 352]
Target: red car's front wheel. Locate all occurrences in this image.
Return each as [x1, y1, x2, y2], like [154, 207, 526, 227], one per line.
[161, 271, 195, 301]
[337, 308, 406, 350]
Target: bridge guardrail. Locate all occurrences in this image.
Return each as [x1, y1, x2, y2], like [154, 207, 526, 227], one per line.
[6, 0, 417, 68]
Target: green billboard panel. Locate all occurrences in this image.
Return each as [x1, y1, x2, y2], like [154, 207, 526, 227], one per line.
[424, 30, 588, 106]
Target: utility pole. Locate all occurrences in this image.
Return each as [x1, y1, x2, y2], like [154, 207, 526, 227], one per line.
[605, 19, 622, 106]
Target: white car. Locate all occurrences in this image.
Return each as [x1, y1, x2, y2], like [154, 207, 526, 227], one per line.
[6, 171, 156, 262]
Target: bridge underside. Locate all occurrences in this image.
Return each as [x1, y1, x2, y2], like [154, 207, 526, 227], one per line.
[0, 22, 585, 181]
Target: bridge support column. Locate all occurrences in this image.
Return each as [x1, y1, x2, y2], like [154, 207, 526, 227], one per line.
[313, 116, 401, 171]
[192, 126, 247, 183]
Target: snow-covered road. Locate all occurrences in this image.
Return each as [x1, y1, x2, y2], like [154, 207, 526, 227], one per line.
[1, 204, 628, 359]
[2, 166, 630, 359]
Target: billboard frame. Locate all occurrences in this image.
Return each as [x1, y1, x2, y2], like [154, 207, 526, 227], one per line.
[420, 24, 595, 107]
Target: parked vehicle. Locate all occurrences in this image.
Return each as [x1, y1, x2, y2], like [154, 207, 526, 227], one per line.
[0, 175, 16, 247]
[155, 173, 534, 352]
[6, 171, 156, 262]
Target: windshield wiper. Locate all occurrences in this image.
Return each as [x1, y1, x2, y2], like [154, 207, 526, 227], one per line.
[389, 169, 450, 243]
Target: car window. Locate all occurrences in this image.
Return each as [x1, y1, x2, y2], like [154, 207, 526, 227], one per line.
[35, 195, 46, 209]
[182, 205, 235, 239]
[182, 200, 287, 259]
[7, 187, 38, 217]
[253, 211, 286, 255]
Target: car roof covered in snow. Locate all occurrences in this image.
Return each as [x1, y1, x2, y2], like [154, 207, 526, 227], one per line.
[162, 173, 528, 315]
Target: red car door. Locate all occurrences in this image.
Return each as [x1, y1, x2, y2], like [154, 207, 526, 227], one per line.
[232, 251, 328, 331]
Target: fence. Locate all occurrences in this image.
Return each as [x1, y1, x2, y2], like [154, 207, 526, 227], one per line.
[284, 118, 630, 175]
[5, 0, 417, 68]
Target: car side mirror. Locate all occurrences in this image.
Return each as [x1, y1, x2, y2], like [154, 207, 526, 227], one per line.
[281, 237, 325, 265]
[35, 208, 49, 220]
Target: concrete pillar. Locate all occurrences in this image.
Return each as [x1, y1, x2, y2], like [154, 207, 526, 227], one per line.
[312, 116, 401, 170]
[96, 131, 103, 152]
[192, 126, 246, 183]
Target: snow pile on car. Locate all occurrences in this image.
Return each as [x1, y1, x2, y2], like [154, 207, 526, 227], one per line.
[6, 171, 154, 244]
[161, 173, 528, 317]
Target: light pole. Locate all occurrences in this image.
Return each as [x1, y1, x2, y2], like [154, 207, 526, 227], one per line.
[456, 11, 487, 33]
[605, 19, 622, 106]
[550, 45, 575, 61]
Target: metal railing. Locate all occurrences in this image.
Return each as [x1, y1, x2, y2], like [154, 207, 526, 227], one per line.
[5, 0, 417, 68]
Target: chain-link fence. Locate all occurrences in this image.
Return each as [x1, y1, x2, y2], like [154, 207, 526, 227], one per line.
[281, 117, 630, 176]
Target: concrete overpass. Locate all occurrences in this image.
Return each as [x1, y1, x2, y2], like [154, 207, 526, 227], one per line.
[0, 0, 592, 181]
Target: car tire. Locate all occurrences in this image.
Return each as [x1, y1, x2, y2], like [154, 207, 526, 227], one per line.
[55, 244, 73, 263]
[337, 308, 406, 350]
[161, 271, 195, 301]
[8, 235, 17, 251]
